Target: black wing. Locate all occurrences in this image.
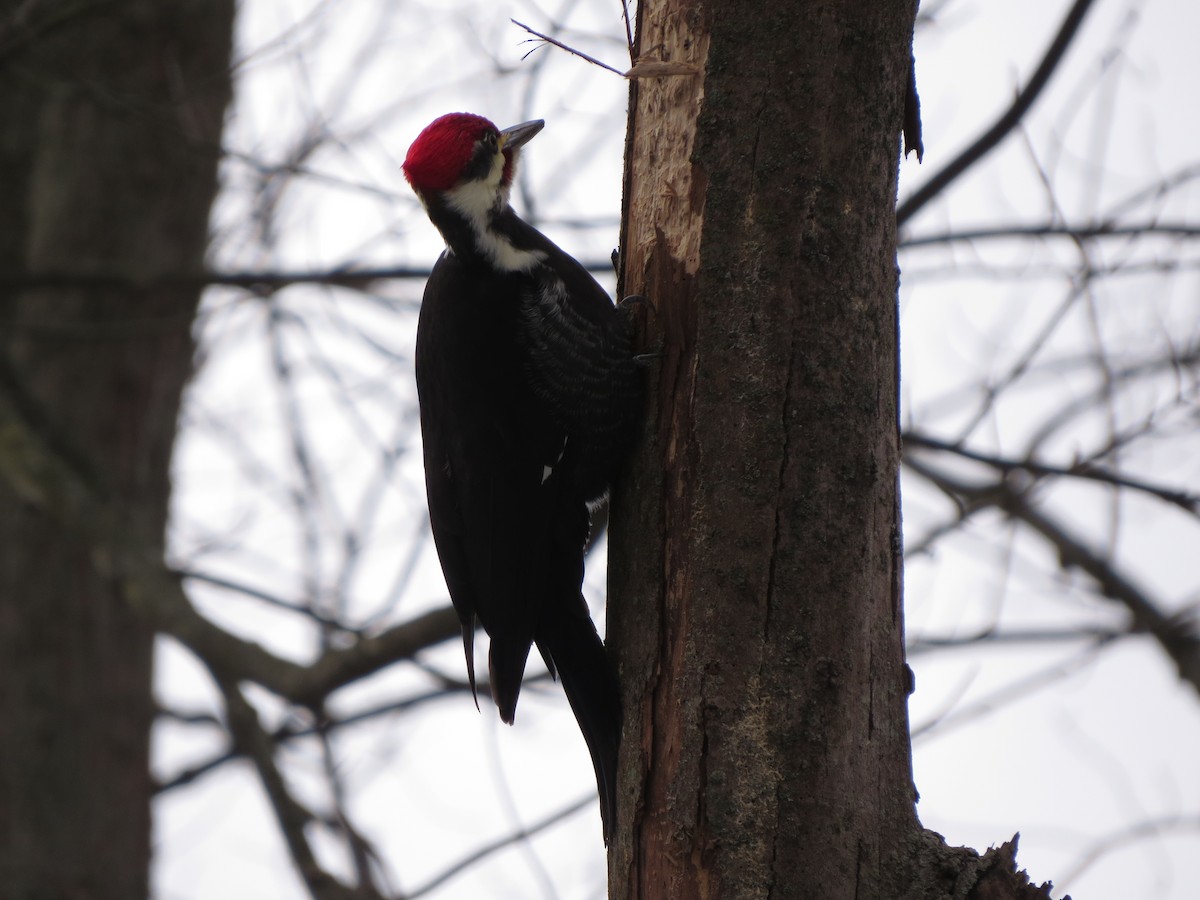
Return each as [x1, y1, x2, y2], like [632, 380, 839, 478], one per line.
[416, 232, 629, 841]
[500, 213, 644, 499]
[416, 252, 566, 718]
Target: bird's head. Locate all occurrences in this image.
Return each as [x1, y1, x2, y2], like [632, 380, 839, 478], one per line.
[403, 113, 544, 209]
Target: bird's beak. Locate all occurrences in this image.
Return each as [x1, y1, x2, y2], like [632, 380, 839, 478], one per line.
[499, 119, 545, 152]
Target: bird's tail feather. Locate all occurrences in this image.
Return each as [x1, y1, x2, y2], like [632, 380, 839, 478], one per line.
[536, 598, 620, 843]
[488, 638, 532, 726]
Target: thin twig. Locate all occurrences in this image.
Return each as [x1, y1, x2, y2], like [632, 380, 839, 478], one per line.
[176, 567, 359, 632]
[906, 456, 1200, 696]
[621, 0, 635, 63]
[907, 626, 1124, 655]
[904, 432, 1200, 515]
[1059, 814, 1200, 890]
[316, 714, 384, 893]
[912, 639, 1112, 740]
[406, 794, 595, 898]
[213, 674, 377, 899]
[0, 260, 617, 293]
[153, 679, 483, 796]
[901, 221, 1200, 249]
[897, 0, 1100, 225]
[511, 18, 626, 76]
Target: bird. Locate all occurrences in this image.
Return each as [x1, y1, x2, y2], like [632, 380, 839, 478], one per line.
[402, 112, 643, 840]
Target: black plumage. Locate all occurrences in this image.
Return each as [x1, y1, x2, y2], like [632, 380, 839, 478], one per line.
[405, 114, 642, 840]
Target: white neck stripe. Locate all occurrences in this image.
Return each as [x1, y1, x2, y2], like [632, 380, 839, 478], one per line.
[442, 156, 545, 273]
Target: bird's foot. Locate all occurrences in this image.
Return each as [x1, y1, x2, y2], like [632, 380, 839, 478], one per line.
[618, 293, 655, 314]
[634, 342, 664, 365]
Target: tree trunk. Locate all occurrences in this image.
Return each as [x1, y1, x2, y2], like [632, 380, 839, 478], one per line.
[609, 0, 920, 896]
[609, 2, 1065, 897]
[0, 3, 233, 897]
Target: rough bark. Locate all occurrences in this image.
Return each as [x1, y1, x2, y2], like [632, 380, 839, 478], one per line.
[0, 3, 233, 897]
[608, 1, 1066, 898]
[608, 2, 918, 896]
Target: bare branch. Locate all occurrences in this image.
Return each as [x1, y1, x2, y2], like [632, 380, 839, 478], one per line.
[912, 640, 1112, 740]
[901, 221, 1200, 249]
[0, 359, 464, 708]
[315, 716, 386, 894]
[907, 626, 1124, 655]
[897, 0, 1099, 225]
[904, 432, 1200, 515]
[0, 260, 617, 293]
[213, 674, 381, 900]
[1059, 814, 1200, 891]
[511, 18, 626, 76]
[176, 567, 358, 632]
[620, 0, 635, 63]
[906, 457, 1200, 696]
[154, 682, 478, 796]
[406, 795, 594, 899]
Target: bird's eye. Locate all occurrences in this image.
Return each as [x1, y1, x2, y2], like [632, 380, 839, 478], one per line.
[482, 131, 498, 150]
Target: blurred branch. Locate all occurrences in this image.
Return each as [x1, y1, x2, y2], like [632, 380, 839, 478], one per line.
[156, 705, 223, 728]
[907, 625, 1124, 655]
[906, 456, 1200, 697]
[177, 567, 358, 632]
[406, 794, 594, 899]
[267, 305, 336, 636]
[951, 279, 1086, 443]
[0, 261, 618, 293]
[903, 257, 1200, 283]
[213, 673, 383, 900]
[154, 678, 485, 796]
[901, 221, 1200, 249]
[0, 266, 431, 292]
[161, 599, 462, 706]
[316, 714, 387, 894]
[897, 0, 1098, 226]
[912, 639, 1112, 740]
[904, 431, 1200, 515]
[296, 607, 462, 701]
[1059, 814, 1200, 891]
[1103, 162, 1200, 222]
[0, 351, 462, 704]
[621, 0, 635, 62]
[154, 746, 237, 794]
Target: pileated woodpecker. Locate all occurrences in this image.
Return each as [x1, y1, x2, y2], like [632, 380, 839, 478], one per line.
[402, 113, 641, 839]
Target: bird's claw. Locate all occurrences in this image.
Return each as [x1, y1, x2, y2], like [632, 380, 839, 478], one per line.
[633, 342, 664, 365]
[619, 293, 655, 314]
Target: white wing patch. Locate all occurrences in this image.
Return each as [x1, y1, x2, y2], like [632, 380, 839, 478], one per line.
[541, 438, 568, 485]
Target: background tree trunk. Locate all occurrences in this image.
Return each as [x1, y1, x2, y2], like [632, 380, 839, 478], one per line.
[609, 0, 924, 896]
[0, 3, 233, 897]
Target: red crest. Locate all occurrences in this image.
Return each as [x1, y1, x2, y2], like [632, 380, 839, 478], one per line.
[402, 113, 497, 193]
